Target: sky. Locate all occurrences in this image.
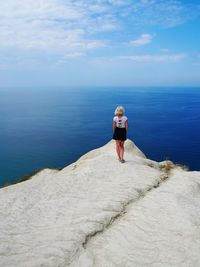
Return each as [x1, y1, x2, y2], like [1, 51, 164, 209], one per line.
[0, 0, 200, 87]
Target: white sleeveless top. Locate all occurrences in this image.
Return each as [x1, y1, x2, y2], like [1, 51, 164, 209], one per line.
[113, 115, 128, 128]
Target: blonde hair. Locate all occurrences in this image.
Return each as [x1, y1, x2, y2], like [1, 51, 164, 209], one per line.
[114, 106, 125, 116]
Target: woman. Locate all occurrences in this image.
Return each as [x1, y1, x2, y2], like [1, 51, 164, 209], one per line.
[112, 106, 128, 163]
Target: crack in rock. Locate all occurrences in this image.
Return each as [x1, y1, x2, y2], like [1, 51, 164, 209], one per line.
[81, 170, 170, 251]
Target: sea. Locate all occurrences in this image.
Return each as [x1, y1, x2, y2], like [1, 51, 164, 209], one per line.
[0, 86, 200, 187]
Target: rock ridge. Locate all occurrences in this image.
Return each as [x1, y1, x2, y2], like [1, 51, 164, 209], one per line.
[0, 139, 200, 267]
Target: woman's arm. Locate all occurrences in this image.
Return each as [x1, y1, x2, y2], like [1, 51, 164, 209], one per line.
[125, 120, 128, 131]
[113, 121, 116, 132]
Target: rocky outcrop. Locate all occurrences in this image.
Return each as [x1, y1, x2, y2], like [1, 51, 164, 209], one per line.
[0, 139, 200, 267]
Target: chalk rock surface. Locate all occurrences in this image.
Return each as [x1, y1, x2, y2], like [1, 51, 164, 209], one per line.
[0, 139, 200, 267]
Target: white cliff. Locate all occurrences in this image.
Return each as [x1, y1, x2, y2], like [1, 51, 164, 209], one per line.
[0, 139, 200, 267]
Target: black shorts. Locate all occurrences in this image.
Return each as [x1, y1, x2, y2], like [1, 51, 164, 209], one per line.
[112, 127, 127, 141]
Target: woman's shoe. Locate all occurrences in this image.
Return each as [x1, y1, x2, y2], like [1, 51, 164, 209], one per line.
[121, 159, 125, 163]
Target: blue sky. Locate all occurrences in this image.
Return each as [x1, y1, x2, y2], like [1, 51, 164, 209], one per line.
[0, 0, 200, 87]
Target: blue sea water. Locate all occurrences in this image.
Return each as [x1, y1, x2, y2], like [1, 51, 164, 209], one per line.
[0, 86, 200, 187]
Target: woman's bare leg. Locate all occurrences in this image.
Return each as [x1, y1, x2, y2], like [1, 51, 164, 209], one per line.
[119, 141, 125, 160]
[116, 140, 121, 160]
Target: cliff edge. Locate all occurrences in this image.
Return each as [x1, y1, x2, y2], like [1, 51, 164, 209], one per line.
[0, 139, 200, 267]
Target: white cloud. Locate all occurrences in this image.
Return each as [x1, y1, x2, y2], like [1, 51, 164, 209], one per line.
[118, 53, 187, 62]
[58, 52, 86, 64]
[160, 48, 170, 53]
[130, 34, 153, 47]
[0, 0, 110, 54]
[0, 0, 198, 52]
[123, 0, 200, 28]
[0, 0, 198, 68]
[94, 53, 187, 63]
[108, 0, 131, 6]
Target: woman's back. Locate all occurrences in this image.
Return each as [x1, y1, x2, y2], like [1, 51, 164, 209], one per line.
[113, 115, 128, 128]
